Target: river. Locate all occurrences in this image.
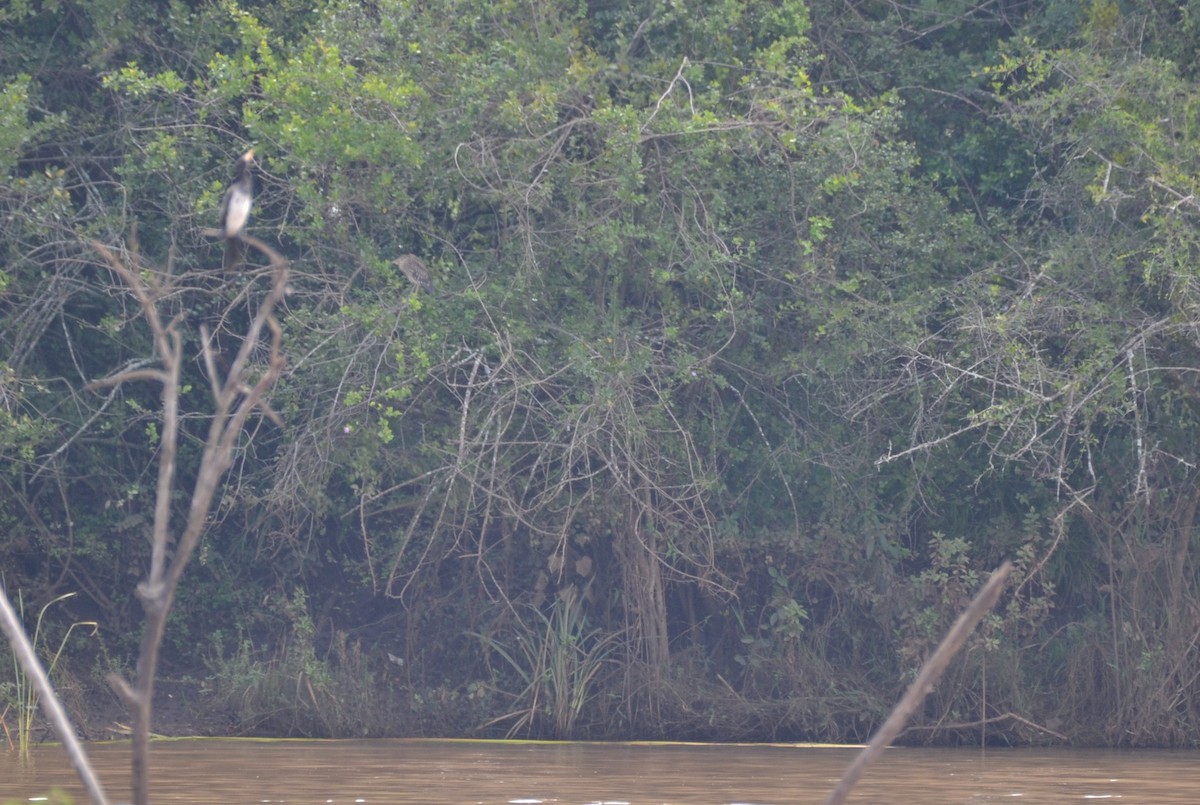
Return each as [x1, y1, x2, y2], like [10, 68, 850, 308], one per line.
[3, 739, 1199, 803]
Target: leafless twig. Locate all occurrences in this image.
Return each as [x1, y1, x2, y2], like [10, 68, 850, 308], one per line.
[90, 232, 289, 805]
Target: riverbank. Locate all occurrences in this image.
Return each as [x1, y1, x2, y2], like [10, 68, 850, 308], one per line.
[45, 677, 232, 743]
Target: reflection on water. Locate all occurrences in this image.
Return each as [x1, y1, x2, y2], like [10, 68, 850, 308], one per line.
[4, 738, 1200, 804]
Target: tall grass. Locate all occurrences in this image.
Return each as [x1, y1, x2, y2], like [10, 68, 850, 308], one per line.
[4, 590, 97, 760]
[205, 592, 393, 738]
[476, 597, 620, 739]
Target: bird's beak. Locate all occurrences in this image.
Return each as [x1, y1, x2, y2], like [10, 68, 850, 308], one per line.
[243, 148, 255, 162]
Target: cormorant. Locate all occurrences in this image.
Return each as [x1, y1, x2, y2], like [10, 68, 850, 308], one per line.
[393, 254, 434, 293]
[219, 148, 255, 270]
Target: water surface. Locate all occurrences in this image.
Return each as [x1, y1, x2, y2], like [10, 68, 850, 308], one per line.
[3, 739, 1199, 804]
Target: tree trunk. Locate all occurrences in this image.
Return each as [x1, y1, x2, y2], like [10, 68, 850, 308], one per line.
[616, 494, 670, 725]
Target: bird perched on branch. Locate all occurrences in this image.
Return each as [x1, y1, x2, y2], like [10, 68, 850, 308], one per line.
[219, 148, 255, 270]
[393, 254, 434, 293]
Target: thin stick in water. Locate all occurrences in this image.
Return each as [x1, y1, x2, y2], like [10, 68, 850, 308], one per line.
[824, 560, 1014, 805]
[0, 582, 111, 805]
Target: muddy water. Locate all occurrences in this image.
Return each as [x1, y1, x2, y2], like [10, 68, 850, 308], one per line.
[3, 739, 1200, 804]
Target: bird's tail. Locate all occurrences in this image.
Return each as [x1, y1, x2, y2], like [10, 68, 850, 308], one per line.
[223, 236, 244, 271]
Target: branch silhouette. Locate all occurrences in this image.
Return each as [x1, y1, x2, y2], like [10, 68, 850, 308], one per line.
[89, 232, 290, 805]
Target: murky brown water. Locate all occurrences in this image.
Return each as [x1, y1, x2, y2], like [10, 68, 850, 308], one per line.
[3, 739, 1200, 804]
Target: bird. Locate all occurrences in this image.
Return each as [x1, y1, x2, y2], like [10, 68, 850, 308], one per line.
[393, 254, 434, 293]
[219, 148, 254, 269]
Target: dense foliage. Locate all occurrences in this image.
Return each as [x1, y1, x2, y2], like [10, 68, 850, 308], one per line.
[5, 0, 1200, 746]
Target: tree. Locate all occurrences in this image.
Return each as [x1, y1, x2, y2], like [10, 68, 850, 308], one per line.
[866, 7, 1200, 742]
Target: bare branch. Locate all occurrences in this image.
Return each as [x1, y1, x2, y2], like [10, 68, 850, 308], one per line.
[89, 231, 289, 805]
[824, 560, 1014, 805]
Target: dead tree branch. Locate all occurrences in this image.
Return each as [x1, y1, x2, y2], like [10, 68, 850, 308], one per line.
[824, 560, 1014, 805]
[90, 232, 289, 805]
